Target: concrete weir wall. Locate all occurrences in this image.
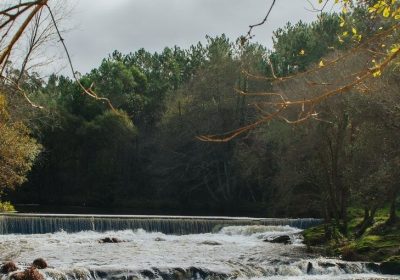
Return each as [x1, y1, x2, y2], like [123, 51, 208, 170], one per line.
[0, 213, 322, 234]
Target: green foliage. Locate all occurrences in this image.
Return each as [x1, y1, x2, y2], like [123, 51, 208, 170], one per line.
[0, 94, 41, 191]
[0, 201, 15, 212]
[5, 8, 399, 223]
[347, 229, 400, 262]
[271, 13, 341, 75]
[90, 60, 148, 115]
[305, 206, 400, 263]
[303, 225, 327, 246]
[79, 110, 137, 141]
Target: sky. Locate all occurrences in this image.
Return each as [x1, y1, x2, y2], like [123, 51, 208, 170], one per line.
[60, 0, 335, 75]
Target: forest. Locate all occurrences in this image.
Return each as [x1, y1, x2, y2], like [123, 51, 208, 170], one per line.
[0, 2, 398, 220]
[0, 0, 399, 244]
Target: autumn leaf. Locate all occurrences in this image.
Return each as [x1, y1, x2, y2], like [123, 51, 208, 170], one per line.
[383, 7, 390, 17]
[372, 70, 382, 77]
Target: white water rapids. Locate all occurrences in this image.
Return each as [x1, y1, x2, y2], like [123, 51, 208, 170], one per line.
[0, 225, 398, 279]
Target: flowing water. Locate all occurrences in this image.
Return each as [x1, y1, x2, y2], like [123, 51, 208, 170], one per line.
[0, 214, 321, 234]
[0, 214, 398, 280]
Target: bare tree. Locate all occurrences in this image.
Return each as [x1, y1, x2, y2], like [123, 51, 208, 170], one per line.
[0, 0, 114, 110]
[198, 0, 400, 142]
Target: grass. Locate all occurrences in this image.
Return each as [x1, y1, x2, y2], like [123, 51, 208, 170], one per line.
[303, 224, 327, 246]
[347, 221, 400, 262]
[303, 206, 400, 265]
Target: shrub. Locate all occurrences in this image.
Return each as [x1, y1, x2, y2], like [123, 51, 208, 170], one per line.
[0, 201, 15, 212]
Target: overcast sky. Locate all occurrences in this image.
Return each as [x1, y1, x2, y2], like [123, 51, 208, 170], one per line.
[60, 0, 333, 75]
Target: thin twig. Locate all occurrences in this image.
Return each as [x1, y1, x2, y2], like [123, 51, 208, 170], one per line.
[245, 0, 276, 41]
[45, 4, 115, 111]
[198, 46, 400, 142]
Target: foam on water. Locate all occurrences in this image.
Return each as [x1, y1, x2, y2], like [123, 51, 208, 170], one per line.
[0, 224, 398, 279]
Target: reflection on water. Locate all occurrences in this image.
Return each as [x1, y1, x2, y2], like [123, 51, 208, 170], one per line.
[0, 225, 398, 279]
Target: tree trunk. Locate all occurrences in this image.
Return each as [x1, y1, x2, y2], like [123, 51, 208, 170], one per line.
[356, 205, 378, 237]
[386, 187, 398, 225]
[339, 186, 349, 235]
[204, 176, 219, 203]
[324, 204, 333, 240]
[355, 207, 370, 231]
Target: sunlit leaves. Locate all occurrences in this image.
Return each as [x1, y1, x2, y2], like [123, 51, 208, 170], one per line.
[383, 6, 391, 17]
[372, 70, 382, 77]
[390, 44, 399, 53]
[339, 16, 346, 27]
[0, 95, 41, 190]
[334, 3, 363, 44]
[367, 0, 400, 20]
[325, 0, 400, 79]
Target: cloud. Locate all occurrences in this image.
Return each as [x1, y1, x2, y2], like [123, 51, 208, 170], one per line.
[62, 0, 327, 74]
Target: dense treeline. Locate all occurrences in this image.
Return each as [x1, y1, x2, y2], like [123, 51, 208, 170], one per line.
[2, 10, 399, 226]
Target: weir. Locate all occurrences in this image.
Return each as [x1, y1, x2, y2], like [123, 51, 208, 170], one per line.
[0, 213, 322, 234]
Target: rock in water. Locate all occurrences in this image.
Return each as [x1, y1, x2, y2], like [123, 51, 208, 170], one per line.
[307, 262, 313, 274]
[380, 260, 400, 275]
[32, 258, 47, 269]
[264, 235, 291, 244]
[10, 271, 25, 280]
[365, 262, 380, 273]
[1, 261, 18, 274]
[25, 267, 44, 280]
[318, 262, 336, 268]
[11, 267, 44, 280]
[200, 241, 222, 246]
[99, 237, 122, 243]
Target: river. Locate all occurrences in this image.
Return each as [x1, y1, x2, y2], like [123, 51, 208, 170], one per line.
[0, 215, 398, 279]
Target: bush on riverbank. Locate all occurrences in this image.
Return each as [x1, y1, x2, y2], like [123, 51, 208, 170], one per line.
[303, 207, 400, 273]
[0, 201, 15, 212]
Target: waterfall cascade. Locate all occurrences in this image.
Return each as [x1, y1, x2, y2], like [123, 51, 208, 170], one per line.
[0, 216, 396, 280]
[0, 213, 322, 234]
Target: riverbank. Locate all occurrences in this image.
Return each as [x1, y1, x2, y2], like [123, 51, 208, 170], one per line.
[303, 208, 400, 275]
